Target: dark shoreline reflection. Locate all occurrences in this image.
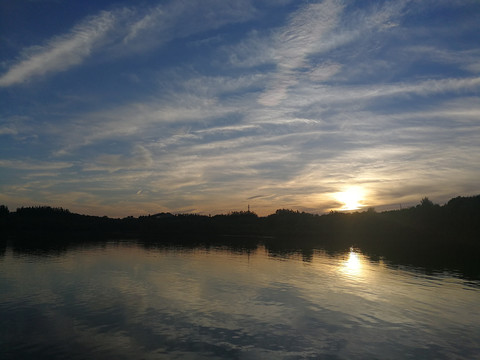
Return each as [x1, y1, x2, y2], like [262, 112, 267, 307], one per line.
[4, 235, 480, 282]
[3, 195, 480, 281]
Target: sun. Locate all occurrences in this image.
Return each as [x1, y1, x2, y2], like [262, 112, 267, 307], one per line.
[335, 187, 365, 211]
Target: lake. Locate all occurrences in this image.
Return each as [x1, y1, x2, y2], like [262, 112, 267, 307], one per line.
[1, 241, 479, 359]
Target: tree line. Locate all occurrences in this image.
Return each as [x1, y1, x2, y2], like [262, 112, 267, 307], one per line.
[1, 196, 479, 241]
[1, 195, 479, 260]
[1, 195, 479, 277]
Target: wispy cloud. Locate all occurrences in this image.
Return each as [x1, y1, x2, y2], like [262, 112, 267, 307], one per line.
[401, 46, 480, 74]
[123, 0, 256, 47]
[227, 0, 412, 106]
[85, 145, 153, 172]
[0, 0, 257, 87]
[0, 11, 116, 86]
[257, 0, 344, 105]
[0, 159, 73, 170]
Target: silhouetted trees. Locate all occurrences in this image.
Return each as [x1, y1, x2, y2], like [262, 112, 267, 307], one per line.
[419, 197, 434, 208]
[2, 196, 479, 243]
[0, 205, 9, 216]
[1, 195, 479, 272]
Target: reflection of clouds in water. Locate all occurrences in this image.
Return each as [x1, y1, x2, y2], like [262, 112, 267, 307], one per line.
[2, 244, 480, 359]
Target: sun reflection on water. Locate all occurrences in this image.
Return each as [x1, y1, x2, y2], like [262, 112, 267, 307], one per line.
[341, 249, 363, 277]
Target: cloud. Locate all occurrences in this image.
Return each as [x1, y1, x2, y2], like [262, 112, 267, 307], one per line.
[0, 0, 257, 87]
[85, 145, 153, 172]
[52, 96, 239, 154]
[280, 76, 480, 111]
[401, 46, 480, 74]
[0, 11, 116, 86]
[248, 0, 413, 106]
[0, 127, 18, 136]
[247, 194, 270, 200]
[123, 0, 255, 46]
[41, 69, 268, 154]
[0, 159, 73, 170]
[257, 0, 344, 105]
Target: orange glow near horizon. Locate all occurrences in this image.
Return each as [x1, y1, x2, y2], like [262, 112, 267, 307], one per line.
[335, 187, 365, 211]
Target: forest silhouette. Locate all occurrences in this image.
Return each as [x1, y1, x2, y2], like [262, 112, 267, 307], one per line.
[1, 195, 479, 278]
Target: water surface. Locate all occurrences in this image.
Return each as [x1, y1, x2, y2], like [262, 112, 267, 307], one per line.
[1, 241, 479, 359]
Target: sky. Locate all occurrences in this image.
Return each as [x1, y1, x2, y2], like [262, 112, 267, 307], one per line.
[1, 0, 479, 217]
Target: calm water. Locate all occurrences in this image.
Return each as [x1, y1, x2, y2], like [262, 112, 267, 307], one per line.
[1, 241, 479, 359]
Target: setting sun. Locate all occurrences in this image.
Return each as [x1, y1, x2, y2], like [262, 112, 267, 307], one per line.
[335, 187, 365, 211]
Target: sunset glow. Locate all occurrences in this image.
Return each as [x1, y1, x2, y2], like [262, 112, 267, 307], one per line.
[335, 187, 365, 211]
[0, 1, 479, 216]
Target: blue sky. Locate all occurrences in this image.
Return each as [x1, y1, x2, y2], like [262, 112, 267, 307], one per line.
[1, 0, 479, 217]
